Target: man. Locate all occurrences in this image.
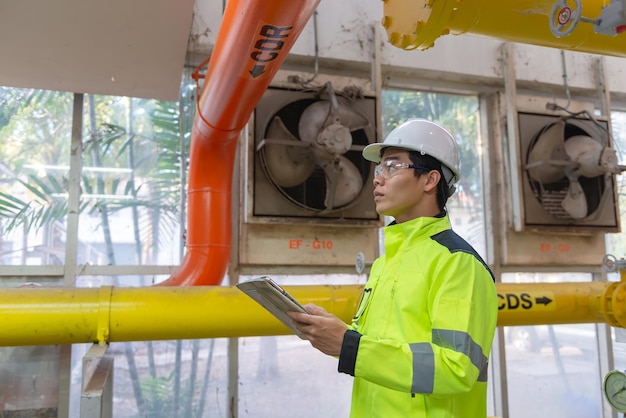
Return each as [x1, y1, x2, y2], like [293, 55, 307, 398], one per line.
[289, 118, 499, 417]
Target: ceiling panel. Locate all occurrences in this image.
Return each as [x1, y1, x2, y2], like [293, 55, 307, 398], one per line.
[0, 0, 194, 101]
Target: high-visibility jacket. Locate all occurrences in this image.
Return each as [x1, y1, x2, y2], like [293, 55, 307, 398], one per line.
[338, 213, 498, 417]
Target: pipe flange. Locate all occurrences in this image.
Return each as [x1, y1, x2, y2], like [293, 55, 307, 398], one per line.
[611, 281, 626, 328]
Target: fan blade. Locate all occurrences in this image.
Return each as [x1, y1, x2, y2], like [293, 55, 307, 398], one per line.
[561, 179, 588, 219]
[319, 156, 363, 209]
[564, 135, 606, 177]
[337, 101, 370, 132]
[263, 116, 315, 188]
[298, 100, 369, 154]
[527, 121, 570, 183]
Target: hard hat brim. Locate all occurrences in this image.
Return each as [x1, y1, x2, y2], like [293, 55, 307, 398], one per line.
[362, 142, 386, 163]
[363, 142, 444, 163]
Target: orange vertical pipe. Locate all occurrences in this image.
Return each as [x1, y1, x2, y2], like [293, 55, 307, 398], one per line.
[160, 0, 320, 286]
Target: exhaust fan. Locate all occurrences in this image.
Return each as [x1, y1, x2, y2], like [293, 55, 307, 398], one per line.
[518, 111, 623, 231]
[252, 83, 378, 221]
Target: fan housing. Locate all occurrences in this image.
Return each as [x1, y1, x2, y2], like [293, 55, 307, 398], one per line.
[518, 111, 619, 232]
[252, 86, 378, 221]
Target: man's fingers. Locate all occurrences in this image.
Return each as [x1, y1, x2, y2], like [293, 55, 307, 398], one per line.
[304, 303, 329, 316]
[288, 311, 314, 324]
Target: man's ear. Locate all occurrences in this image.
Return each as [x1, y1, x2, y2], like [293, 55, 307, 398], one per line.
[423, 170, 441, 193]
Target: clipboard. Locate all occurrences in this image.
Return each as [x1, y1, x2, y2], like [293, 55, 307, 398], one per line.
[236, 276, 310, 339]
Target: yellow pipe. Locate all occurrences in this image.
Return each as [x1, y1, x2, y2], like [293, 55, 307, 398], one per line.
[496, 282, 610, 326]
[2, 281, 626, 347]
[0, 285, 362, 346]
[382, 0, 626, 57]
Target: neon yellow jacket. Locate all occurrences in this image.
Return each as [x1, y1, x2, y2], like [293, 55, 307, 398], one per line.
[338, 214, 498, 417]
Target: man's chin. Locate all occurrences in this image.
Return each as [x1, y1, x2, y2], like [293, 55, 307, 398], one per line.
[375, 205, 394, 218]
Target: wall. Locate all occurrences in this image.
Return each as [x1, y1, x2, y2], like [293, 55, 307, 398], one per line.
[188, 0, 626, 102]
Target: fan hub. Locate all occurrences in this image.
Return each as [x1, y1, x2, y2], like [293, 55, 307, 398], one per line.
[317, 122, 352, 155]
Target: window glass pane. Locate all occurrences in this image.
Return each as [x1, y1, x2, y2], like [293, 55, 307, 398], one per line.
[0, 88, 73, 266]
[238, 335, 352, 417]
[612, 327, 626, 373]
[69, 339, 228, 418]
[77, 95, 185, 266]
[609, 110, 626, 393]
[236, 274, 360, 416]
[0, 278, 64, 288]
[502, 272, 602, 418]
[606, 110, 626, 258]
[75, 274, 171, 288]
[0, 345, 60, 413]
[0, 85, 191, 268]
[381, 89, 486, 257]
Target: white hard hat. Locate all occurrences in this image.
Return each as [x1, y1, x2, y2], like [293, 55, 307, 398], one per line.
[363, 118, 461, 187]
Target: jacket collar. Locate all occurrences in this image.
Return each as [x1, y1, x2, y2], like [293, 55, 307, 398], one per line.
[386, 210, 447, 227]
[383, 211, 451, 255]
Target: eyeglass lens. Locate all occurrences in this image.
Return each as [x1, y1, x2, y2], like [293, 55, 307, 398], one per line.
[374, 162, 402, 179]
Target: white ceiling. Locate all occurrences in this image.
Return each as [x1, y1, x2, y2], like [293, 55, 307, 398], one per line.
[0, 0, 195, 101]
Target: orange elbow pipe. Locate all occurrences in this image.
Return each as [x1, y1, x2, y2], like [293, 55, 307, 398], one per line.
[160, 0, 320, 286]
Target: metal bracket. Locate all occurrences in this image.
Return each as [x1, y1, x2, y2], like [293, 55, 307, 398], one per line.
[81, 344, 114, 418]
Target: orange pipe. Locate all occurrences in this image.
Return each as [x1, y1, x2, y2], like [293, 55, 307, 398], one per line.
[159, 0, 320, 286]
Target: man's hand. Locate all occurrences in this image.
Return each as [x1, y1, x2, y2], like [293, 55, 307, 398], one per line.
[288, 304, 348, 356]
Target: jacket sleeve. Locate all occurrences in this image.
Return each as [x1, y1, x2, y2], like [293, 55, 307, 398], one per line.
[338, 252, 498, 396]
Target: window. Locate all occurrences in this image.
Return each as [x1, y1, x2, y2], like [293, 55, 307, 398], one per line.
[0, 88, 191, 274]
[382, 89, 487, 257]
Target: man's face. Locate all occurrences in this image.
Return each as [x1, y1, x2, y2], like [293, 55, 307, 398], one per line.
[372, 149, 428, 223]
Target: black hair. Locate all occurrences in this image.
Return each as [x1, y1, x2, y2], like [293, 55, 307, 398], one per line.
[406, 151, 449, 211]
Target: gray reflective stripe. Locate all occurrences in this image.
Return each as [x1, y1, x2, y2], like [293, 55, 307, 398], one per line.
[477, 361, 489, 382]
[409, 342, 434, 393]
[432, 329, 489, 382]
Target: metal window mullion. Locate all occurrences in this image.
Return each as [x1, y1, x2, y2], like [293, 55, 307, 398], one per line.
[500, 42, 522, 233]
[64, 92, 84, 284]
[58, 92, 84, 418]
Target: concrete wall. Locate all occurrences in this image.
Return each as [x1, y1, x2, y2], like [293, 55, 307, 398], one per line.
[188, 0, 626, 103]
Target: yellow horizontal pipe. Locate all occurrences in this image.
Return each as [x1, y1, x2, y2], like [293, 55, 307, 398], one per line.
[496, 281, 609, 326]
[382, 0, 626, 57]
[0, 282, 622, 347]
[0, 285, 362, 346]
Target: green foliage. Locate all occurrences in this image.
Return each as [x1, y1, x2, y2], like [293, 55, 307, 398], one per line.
[0, 88, 27, 130]
[0, 88, 73, 172]
[0, 93, 185, 242]
[140, 372, 195, 418]
[0, 175, 76, 234]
